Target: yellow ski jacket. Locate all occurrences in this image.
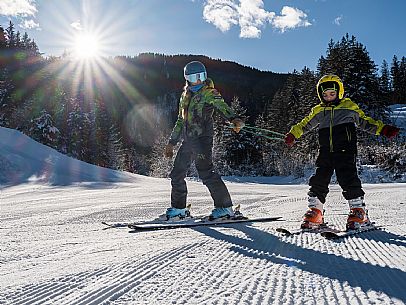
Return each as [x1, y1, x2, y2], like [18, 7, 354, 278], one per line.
[289, 98, 385, 153]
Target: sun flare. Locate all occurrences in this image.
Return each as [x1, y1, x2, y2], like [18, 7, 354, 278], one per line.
[73, 33, 101, 59]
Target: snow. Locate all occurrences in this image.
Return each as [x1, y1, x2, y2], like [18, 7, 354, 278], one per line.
[1, 126, 406, 305]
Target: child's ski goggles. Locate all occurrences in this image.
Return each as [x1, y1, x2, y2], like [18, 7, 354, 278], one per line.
[184, 72, 207, 83]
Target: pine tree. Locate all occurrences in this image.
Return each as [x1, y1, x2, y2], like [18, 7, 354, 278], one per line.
[107, 125, 126, 170]
[0, 26, 5, 49]
[5, 21, 16, 48]
[254, 113, 280, 175]
[263, 69, 319, 177]
[399, 57, 406, 103]
[0, 24, 13, 127]
[379, 60, 392, 105]
[63, 98, 92, 160]
[317, 34, 387, 120]
[149, 133, 174, 177]
[29, 110, 60, 148]
[0, 64, 14, 127]
[92, 100, 110, 167]
[213, 96, 259, 175]
[390, 55, 401, 104]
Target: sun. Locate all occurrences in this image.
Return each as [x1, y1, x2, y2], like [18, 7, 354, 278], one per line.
[73, 33, 101, 59]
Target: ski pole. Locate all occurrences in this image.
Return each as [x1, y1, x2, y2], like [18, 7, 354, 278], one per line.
[226, 125, 284, 141]
[227, 123, 285, 137]
[242, 125, 285, 137]
[241, 128, 285, 142]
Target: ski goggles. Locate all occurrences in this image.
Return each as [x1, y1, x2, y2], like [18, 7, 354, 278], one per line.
[319, 81, 338, 93]
[184, 72, 207, 83]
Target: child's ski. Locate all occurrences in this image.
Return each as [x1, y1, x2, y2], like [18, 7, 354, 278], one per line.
[276, 223, 380, 239]
[276, 224, 337, 236]
[320, 224, 380, 239]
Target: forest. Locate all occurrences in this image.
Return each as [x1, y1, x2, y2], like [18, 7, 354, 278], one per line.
[1, 21, 405, 179]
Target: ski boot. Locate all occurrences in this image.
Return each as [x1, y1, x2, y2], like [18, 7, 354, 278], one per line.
[301, 196, 325, 230]
[346, 197, 371, 230]
[160, 205, 192, 221]
[208, 206, 235, 221]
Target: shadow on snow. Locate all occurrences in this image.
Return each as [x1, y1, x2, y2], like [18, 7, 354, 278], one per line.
[193, 224, 406, 302]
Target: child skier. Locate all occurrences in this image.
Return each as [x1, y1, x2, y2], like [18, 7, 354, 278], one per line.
[163, 61, 244, 220]
[284, 74, 400, 230]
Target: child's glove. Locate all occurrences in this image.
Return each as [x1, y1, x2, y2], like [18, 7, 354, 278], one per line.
[284, 133, 295, 147]
[381, 125, 400, 140]
[164, 143, 174, 158]
[230, 118, 245, 133]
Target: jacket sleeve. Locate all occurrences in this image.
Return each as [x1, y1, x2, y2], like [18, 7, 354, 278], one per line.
[207, 89, 236, 121]
[168, 96, 186, 145]
[348, 101, 385, 135]
[289, 106, 321, 139]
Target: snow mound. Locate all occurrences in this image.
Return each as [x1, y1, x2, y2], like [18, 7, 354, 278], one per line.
[0, 127, 139, 187]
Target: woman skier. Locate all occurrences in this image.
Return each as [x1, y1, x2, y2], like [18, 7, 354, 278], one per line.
[284, 74, 400, 230]
[163, 61, 244, 220]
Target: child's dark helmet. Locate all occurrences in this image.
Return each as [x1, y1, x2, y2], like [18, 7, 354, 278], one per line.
[317, 74, 344, 101]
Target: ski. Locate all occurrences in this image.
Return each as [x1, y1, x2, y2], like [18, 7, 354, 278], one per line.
[102, 204, 195, 229]
[321, 224, 380, 240]
[102, 217, 198, 230]
[276, 224, 338, 236]
[128, 216, 282, 232]
[101, 221, 134, 229]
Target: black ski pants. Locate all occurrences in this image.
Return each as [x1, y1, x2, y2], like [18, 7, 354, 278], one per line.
[170, 137, 232, 209]
[308, 150, 365, 203]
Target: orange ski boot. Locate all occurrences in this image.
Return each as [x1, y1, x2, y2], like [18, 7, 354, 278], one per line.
[346, 197, 370, 230]
[301, 196, 324, 230]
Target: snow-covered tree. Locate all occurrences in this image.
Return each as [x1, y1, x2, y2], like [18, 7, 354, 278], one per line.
[149, 133, 175, 178]
[213, 96, 260, 175]
[29, 110, 60, 148]
[62, 98, 92, 160]
[317, 34, 386, 119]
[391, 56, 406, 104]
[379, 60, 392, 105]
[106, 125, 126, 170]
[261, 68, 319, 177]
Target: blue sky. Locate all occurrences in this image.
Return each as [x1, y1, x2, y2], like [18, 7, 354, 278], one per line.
[1, 0, 405, 73]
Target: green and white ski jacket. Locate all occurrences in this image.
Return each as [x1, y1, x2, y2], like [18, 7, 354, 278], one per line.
[168, 78, 236, 145]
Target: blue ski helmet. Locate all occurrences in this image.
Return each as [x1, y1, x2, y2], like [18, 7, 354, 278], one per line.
[184, 61, 207, 83]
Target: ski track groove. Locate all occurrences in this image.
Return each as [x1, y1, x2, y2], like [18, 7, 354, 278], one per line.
[7, 267, 117, 305]
[63, 243, 200, 305]
[3, 243, 201, 305]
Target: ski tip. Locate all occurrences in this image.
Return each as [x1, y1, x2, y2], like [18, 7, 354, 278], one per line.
[276, 227, 293, 235]
[320, 231, 339, 239]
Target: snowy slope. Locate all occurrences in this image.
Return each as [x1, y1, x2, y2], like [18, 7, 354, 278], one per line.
[0, 127, 138, 186]
[1, 127, 406, 305]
